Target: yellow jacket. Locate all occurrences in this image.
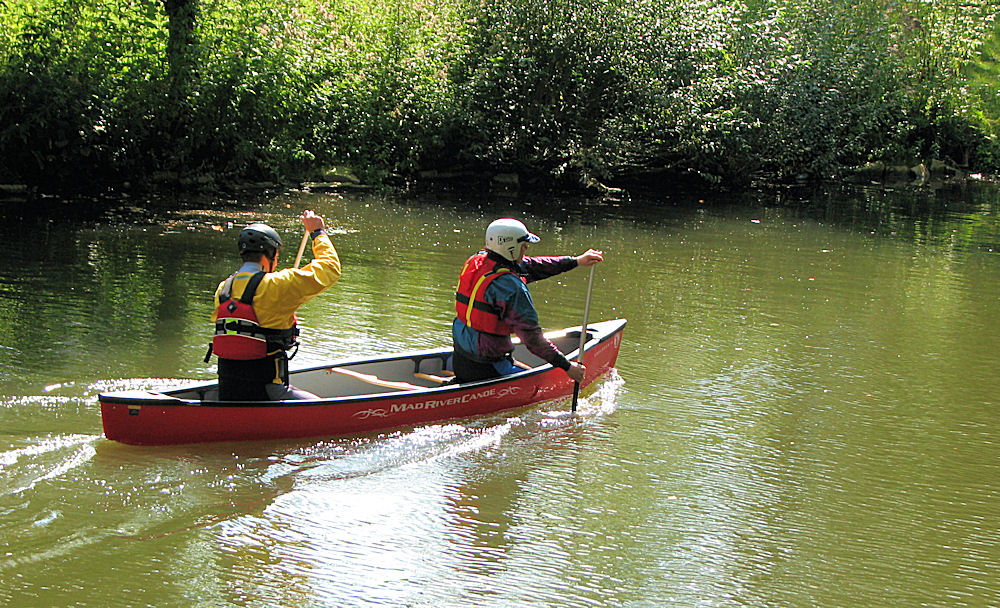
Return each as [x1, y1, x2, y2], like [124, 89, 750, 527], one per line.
[211, 233, 342, 329]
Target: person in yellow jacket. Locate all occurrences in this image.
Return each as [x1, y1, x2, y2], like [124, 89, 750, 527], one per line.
[209, 210, 342, 400]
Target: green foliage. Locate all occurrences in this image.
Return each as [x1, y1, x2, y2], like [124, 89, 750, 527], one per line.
[964, 16, 1000, 170]
[967, 19, 1000, 132]
[884, 0, 996, 167]
[0, 0, 997, 190]
[757, 0, 908, 177]
[0, 0, 167, 184]
[626, 0, 773, 184]
[445, 0, 1000, 185]
[301, 0, 463, 181]
[0, 0, 463, 187]
[446, 0, 639, 183]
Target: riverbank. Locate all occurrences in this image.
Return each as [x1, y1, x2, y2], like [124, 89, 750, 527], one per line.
[2, 157, 994, 218]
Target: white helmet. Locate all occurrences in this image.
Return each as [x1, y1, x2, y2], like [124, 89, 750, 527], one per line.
[485, 218, 540, 261]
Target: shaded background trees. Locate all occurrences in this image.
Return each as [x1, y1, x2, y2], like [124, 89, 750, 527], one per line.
[0, 0, 996, 192]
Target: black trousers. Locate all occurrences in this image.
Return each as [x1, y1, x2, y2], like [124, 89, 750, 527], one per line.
[452, 349, 505, 383]
[218, 354, 297, 401]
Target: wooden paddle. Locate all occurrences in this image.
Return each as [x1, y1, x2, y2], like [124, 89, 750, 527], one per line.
[571, 263, 596, 413]
[292, 229, 309, 269]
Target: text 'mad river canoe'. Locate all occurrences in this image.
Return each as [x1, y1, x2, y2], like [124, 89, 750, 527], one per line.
[99, 319, 627, 445]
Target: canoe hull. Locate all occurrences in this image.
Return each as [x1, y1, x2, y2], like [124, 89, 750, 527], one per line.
[100, 319, 625, 446]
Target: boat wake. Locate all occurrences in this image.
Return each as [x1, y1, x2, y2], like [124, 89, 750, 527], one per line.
[0, 433, 98, 497]
[1, 377, 199, 499]
[291, 368, 626, 482]
[537, 368, 625, 427]
[281, 418, 520, 483]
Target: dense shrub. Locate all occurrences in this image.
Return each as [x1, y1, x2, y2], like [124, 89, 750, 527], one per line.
[0, 0, 462, 187]
[0, 0, 996, 191]
[444, 0, 640, 184]
[0, 1, 166, 186]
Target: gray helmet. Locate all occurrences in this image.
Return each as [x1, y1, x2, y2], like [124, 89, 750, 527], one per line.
[238, 223, 282, 256]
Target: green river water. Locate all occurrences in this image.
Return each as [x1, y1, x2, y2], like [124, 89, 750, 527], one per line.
[1, 183, 999, 607]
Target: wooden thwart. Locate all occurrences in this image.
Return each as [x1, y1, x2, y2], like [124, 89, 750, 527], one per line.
[414, 372, 454, 384]
[328, 367, 423, 391]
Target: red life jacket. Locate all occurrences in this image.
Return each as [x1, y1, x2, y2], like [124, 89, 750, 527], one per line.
[211, 272, 298, 360]
[455, 253, 527, 336]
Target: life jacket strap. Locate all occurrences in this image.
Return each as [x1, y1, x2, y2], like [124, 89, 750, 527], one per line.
[214, 319, 299, 343]
[215, 318, 270, 341]
[219, 270, 267, 304]
[240, 271, 266, 305]
[455, 292, 502, 316]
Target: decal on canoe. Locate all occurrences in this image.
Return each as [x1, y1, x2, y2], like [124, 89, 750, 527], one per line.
[354, 408, 389, 420]
[352, 385, 521, 419]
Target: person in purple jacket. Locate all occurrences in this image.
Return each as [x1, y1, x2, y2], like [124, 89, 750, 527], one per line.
[452, 218, 604, 383]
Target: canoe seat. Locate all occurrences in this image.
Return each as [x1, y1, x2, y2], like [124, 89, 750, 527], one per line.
[327, 367, 424, 391]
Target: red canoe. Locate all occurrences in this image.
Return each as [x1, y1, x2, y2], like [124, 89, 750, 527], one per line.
[99, 319, 627, 445]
